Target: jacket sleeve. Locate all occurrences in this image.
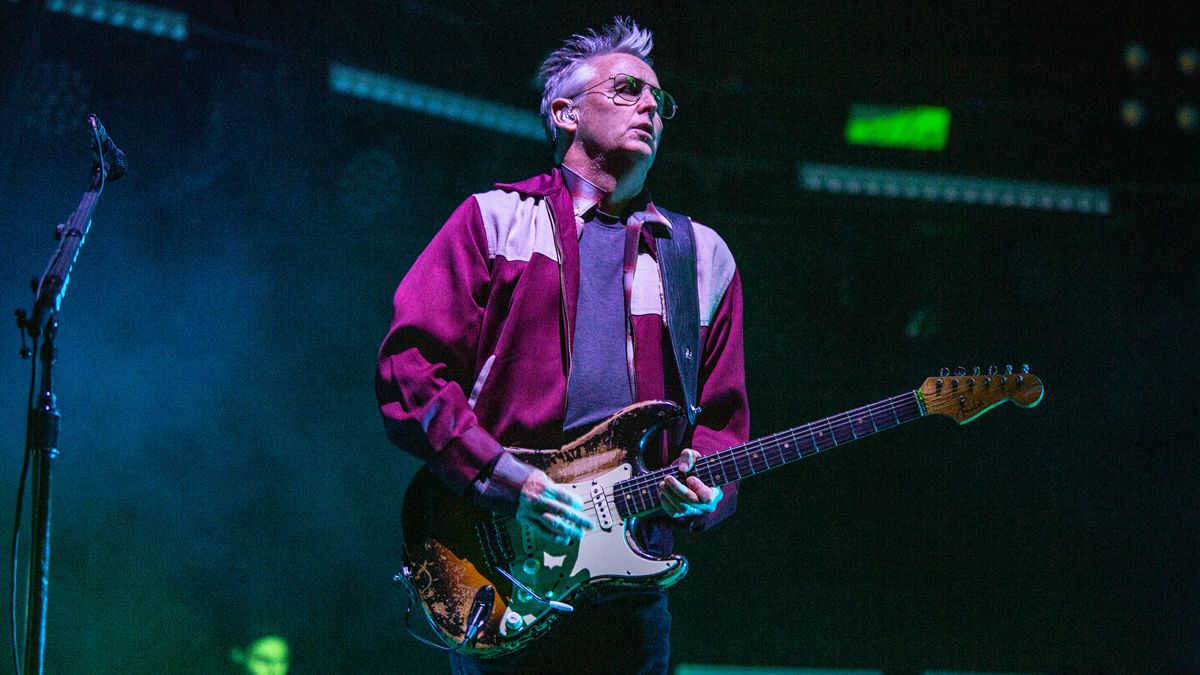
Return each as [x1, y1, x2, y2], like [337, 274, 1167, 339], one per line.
[375, 196, 532, 513]
[687, 267, 749, 531]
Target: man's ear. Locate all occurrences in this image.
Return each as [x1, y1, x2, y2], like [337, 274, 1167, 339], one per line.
[550, 98, 577, 133]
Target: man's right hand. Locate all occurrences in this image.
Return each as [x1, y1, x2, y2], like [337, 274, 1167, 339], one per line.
[516, 469, 595, 545]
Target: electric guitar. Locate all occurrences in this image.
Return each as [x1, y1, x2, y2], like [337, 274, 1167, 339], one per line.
[398, 366, 1044, 657]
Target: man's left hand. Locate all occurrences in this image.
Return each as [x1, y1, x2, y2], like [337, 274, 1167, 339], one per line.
[660, 448, 723, 518]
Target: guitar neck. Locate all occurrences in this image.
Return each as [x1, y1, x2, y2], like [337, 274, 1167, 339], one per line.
[614, 390, 927, 517]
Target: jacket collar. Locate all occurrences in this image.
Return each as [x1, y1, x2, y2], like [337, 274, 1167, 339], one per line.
[496, 168, 672, 231]
[494, 168, 564, 197]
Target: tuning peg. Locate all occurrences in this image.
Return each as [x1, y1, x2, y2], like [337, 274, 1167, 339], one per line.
[939, 367, 950, 377]
[954, 366, 966, 376]
[972, 366, 981, 376]
[988, 365, 998, 375]
[1021, 364, 1030, 374]
[1006, 364, 1014, 375]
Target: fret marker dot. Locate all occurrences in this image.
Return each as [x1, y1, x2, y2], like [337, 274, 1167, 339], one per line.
[783, 443, 790, 449]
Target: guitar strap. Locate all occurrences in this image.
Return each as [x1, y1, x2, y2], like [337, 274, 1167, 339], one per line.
[653, 207, 702, 427]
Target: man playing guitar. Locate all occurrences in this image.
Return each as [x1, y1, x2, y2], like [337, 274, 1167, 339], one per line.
[376, 16, 749, 674]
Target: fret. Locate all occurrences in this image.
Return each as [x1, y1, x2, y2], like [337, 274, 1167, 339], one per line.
[614, 390, 928, 515]
[812, 418, 835, 449]
[805, 424, 820, 455]
[721, 454, 740, 480]
[782, 431, 801, 462]
[727, 452, 744, 480]
[830, 415, 854, 445]
[902, 392, 924, 422]
[772, 436, 788, 466]
[725, 451, 742, 478]
[863, 404, 881, 434]
[752, 443, 771, 472]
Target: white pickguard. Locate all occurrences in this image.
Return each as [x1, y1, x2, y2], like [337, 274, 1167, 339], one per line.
[497, 462, 680, 637]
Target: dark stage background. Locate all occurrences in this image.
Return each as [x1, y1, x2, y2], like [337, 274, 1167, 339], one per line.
[0, 2, 1196, 673]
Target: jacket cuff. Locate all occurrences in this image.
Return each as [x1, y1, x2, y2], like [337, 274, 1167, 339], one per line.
[436, 425, 506, 497]
[470, 452, 536, 517]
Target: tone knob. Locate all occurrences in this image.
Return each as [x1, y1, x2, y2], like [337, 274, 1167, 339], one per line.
[504, 611, 523, 629]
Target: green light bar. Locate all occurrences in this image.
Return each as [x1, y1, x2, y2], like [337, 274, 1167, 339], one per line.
[329, 63, 545, 142]
[45, 0, 188, 41]
[846, 105, 950, 151]
[799, 162, 1110, 215]
[677, 666, 882, 675]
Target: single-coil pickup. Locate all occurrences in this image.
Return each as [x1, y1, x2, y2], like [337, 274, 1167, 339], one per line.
[476, 518, 515, 568]
[591, 483, 614, 531]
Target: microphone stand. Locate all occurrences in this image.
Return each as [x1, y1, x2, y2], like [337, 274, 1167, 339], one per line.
[12, 115, 124, 675]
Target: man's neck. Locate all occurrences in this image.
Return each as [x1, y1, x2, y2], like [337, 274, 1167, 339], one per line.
[561, 150, 649, 216]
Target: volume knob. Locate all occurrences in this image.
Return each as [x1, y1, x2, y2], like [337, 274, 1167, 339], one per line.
[504, 611, 523, 630]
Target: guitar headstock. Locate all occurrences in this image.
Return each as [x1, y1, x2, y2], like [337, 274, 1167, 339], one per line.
[919, 364, 1043, 424]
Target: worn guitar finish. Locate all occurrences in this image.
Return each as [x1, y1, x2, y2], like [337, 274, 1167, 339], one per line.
[400, 367, 1044, 658]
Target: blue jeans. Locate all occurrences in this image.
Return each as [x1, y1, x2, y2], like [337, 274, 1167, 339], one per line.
[449, 588, 671, 675]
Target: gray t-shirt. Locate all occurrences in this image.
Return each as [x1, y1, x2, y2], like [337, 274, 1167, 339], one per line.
[563, 210, 634, 433]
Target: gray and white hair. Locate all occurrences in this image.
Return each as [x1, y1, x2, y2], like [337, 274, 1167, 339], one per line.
[538, 17, 654, 151]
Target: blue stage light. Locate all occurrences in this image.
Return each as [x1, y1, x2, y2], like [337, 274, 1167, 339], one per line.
[799, 163, 1110, 215]
[329, 63, 545, 143]
[44, 0, 188, 42]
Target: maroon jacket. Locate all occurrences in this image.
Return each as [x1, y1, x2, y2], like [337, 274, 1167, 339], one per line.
[376, 168, 749, 548]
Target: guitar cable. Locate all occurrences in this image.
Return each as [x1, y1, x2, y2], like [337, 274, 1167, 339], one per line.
[10, 331, 37, 675]
[397, 566, 495, 652]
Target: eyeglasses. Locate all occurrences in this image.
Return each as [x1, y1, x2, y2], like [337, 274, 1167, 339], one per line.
[567, 74, 678, 120]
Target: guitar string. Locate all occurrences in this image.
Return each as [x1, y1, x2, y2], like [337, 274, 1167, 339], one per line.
[612, 398, 921, 504]
[629, 379, 1029, 491]
[488, 394, 917, 550]
[610, 381, 1034, 507]
[507, 382, 1031, 512]
[613, 392, 923, 497]
[500, 381, 1036, 525]
[506, 390, 937, 533]
[615, 383, 1007, 498]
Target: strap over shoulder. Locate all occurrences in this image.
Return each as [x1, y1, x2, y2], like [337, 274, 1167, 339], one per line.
[652, 206, 702, 427]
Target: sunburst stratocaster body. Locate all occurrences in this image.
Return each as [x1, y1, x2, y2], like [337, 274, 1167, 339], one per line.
[400, 401, 688, 657]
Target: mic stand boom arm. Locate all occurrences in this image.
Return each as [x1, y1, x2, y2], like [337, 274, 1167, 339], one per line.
[13, 114, 124, 675]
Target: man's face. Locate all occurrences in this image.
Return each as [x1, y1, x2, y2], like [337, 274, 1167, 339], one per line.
[570, 52, 665, 166]
[236, 636, 289, 675]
